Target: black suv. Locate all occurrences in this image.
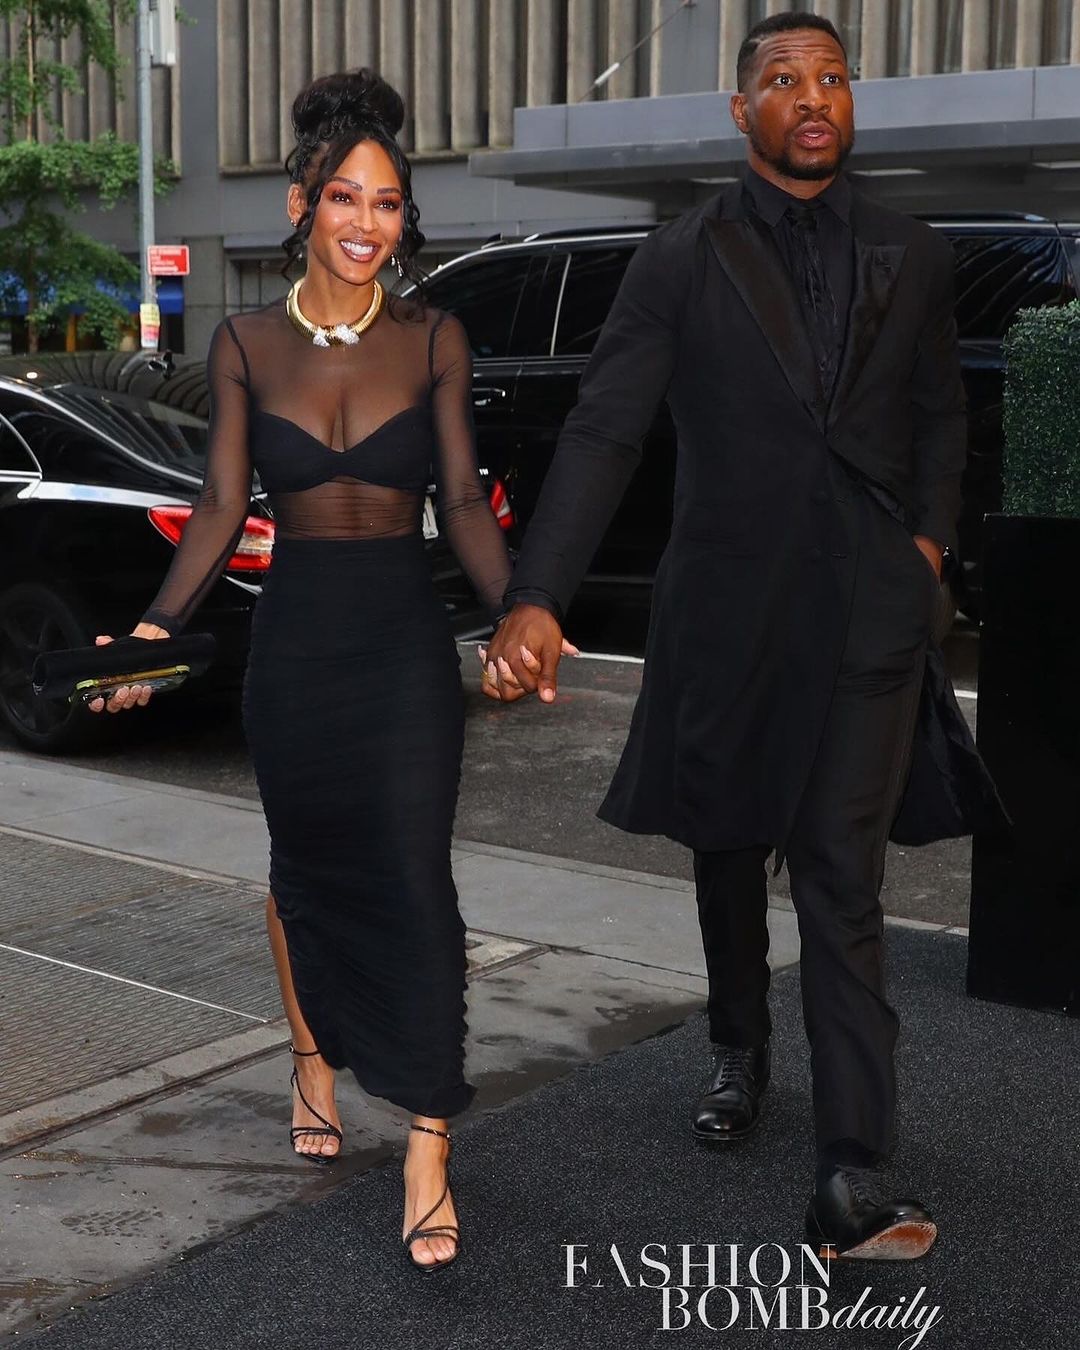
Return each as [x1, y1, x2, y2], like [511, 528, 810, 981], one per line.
[423, 213, 1080, 625]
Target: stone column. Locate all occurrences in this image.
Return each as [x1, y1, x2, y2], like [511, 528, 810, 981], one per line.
[1015, 0, 1044, 67]
[218, 0, 248, 165]
[526, 0, 559, 107]
[487, 0, 517, 146]
[278, 0, 311, 160]
[380, 0, 412, 148]
[414, 0, 448, 151]
[859, 0, 889, 79]
[343, 0, 378, 68]
[450, 0, 482, 147]
[312, 3, 343, 76]
[606, 0, 636, 99]
[961, 0, 992, 71]
[719, 0, 750, 90]
[60, 25, 89, 140]
[568, 0, 598, 103]
[247, 0, 281, 165]
[910, 0, 940, 76]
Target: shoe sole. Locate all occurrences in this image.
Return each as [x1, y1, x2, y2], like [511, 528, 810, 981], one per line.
[816, 1221, 938, 1262]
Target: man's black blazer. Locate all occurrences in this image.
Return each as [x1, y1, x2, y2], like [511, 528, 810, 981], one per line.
[506, 176, 970, 854]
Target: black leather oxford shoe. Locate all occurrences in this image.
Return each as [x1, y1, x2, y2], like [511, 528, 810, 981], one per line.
[806, 1165, 937, 1261]
[691, 1042, 770, 1144]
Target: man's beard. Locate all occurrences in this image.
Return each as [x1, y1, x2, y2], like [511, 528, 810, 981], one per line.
[749, 127, 854, 180]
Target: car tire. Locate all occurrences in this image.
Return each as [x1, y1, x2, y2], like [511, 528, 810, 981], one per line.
[0, 582, 113, 754]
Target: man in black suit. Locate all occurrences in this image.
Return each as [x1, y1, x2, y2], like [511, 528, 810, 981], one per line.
[482, 11, 965, 1260]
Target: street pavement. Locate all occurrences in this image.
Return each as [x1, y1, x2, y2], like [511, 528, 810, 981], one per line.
[0, 647, 976, 1337]
[0, 627, 979, 920]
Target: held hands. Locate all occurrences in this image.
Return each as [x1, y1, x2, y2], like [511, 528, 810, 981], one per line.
[86, 623, 170, 714]
[477, 604, 579, 703]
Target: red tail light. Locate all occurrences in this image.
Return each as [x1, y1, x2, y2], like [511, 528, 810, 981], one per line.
[148, 505, 275, 572]
[489, 478, 514, 531]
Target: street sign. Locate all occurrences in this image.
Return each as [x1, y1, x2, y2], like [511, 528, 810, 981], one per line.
[140, 302, 161, 349]
[150, 0, 178, 67]
[147, 244, 190, 276]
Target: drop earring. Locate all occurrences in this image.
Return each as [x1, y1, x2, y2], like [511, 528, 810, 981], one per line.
[390, 252, 404, 278]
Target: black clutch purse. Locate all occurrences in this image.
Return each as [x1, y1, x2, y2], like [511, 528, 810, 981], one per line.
[32, 633, 217, 705]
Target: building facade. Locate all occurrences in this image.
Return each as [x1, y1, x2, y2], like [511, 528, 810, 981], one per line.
[3, 0, 1080, 356]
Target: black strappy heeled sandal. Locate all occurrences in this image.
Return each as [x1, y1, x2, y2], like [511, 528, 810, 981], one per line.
[288, 1045, 343, 1165]
[402, 1124, 461, 1273]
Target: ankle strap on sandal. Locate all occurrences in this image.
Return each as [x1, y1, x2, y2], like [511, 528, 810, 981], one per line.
[289, 1044, 320, 1057]
[410, 1124, 451, 1141]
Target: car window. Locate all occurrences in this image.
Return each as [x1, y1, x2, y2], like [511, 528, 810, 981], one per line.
[51, 389, 208, 475]
[510, 251, 566, 358]
[423, 252, 535, 359]
[6, 409, 190, 490]
[553, 246, 637, 356]
[1063, 234, 1080, 292]
[945, 232, 1076, 341]
[0, 413, 38, 472]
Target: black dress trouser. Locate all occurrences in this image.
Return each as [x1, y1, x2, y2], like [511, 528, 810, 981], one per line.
[693, 476, 940, 1164]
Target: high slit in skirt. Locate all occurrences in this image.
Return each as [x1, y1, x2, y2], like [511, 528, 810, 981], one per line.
[241, 533, 473, 1118]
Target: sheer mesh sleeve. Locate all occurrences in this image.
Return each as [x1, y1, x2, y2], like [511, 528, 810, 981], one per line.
[141, 319, 254, 635]
[429, 312, 513, 624]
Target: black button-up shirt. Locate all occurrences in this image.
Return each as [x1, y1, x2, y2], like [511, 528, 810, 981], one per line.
[743, 167, 855, 386]
[742, 168, 918, 531]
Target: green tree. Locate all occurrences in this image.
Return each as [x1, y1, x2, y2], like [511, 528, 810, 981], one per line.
[0, 1, 172, 351]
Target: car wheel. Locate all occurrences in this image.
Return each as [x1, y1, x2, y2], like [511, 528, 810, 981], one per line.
[0, 583, 112, 753]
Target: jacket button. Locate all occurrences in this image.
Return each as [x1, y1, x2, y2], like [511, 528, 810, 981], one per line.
[809, 546, 823, 560]
[813, 489, 828, 503]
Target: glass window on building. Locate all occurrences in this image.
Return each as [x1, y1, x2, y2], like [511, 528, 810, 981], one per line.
[947, 232, 1077, 342]
[233, 258, 292, 313]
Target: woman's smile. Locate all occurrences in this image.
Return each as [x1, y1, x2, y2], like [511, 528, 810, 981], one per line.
[338, 238, 380, 264]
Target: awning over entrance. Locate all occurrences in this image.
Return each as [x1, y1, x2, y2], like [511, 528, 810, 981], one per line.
[0, 276, 184, 317]
[468, 67, 1080, 217]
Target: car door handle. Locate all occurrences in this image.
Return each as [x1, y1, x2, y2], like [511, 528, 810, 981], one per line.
[473, 387, 508, 408]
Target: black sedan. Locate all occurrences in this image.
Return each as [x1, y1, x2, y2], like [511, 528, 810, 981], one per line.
[0, 352, 265, 752]
[0, 351, 510, 753]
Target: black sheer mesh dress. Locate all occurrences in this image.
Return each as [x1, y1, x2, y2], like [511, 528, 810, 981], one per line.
[141, 295, 512, 1117]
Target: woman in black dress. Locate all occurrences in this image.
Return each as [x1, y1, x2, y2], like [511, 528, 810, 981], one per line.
[92, 69, 515, 1272]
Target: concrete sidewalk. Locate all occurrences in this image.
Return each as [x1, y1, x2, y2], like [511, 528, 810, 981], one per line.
[0, 750, 961, 1337]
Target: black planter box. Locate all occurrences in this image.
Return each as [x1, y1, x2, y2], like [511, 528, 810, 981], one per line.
[967, 514, 1080, 1013]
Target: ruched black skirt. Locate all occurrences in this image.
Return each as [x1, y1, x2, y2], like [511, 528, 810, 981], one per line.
[241, 534, 472, 1118]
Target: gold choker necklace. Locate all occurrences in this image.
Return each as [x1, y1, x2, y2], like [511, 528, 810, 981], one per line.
[286, 278, 384, 347]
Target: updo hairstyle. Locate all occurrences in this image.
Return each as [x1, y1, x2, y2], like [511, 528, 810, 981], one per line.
[282, 68, 426, 294]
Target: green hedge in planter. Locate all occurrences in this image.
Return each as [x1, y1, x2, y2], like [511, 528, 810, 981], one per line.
[1002, 300, 1080, 518]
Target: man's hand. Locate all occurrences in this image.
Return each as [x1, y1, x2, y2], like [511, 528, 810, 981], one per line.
[913, 535, 944, 580]
[478, 604, 576, 704]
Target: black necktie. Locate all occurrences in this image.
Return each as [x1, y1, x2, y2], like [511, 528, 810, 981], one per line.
[785, 202, 841, 399]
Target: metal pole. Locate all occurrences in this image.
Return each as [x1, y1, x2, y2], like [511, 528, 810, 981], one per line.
[136, 0, 157, 345]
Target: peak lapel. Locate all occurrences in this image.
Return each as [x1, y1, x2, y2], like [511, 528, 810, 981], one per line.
[703, 212, 825, 430]
[827, 238, 907, 426]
